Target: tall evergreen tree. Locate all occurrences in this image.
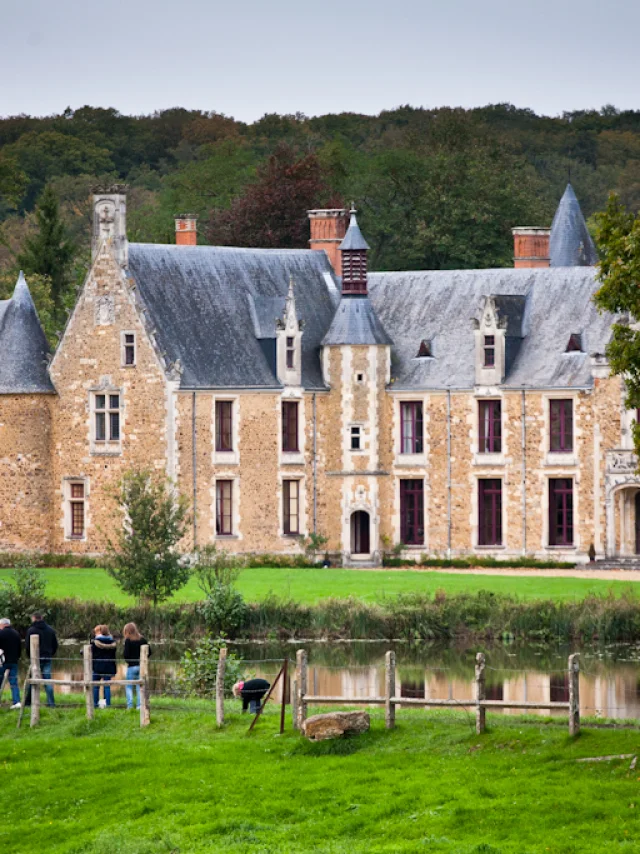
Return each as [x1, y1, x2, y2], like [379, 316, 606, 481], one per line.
[17, 185, 74, 314]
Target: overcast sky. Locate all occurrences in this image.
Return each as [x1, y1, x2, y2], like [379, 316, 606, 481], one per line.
[1, 0, 638, 121]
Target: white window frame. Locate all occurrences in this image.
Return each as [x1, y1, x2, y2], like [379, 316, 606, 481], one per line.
[90, 389, 122, 455]
[63, 478, 88, 541]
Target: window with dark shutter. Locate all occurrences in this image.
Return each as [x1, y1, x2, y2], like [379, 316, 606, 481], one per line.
[550, 399, 573, 452]
[215, 401, 233, 452]
[478, 400, 502, 453]
[549, 478, 573, 546]
[400, 402, 424, 454]
[478, 479, 502, 546]
[282, 401, 299, 452]
[400, 480, 424, 545]
[216, 480, 233, 535]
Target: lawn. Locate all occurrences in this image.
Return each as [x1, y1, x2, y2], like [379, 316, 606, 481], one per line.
[1, 704, 639, 853]
[0, 565, 639, 605]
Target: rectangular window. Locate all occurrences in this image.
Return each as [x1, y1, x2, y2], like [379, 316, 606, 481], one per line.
[283, 479, 300, 535]
[286, 336, 295, 370]
[550, 399, 573, 452]
[350, 426, 361, 451]
[122, 332, 136, 367]
[478, 479, 502, 546]
[94, 393, 120, 443]
[69, 482, 85, 539]
[549, 478, 573, 546]
[478, 400, 502, 453]
[400, 480, 424, 545]
[400, 402, 424, 454]
[215, 400, 233, 452]
[282, 401, 299, 453]
[483, 335, 495, 368]
[216, 480, 233, 536]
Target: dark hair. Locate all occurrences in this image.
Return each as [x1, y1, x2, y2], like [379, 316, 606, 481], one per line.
[32, 612, 43, 621]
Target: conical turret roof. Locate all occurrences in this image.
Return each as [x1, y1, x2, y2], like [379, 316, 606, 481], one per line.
[0, 272, 54, 393]
[339, 210, 370, 251]
[549, 183, 598, 267]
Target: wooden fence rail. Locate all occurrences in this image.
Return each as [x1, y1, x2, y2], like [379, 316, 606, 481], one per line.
[17, 637, 151, 729]
[295, 649, 580, 736]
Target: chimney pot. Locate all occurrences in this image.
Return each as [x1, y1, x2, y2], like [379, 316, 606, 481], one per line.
[512, 227, 550, 268]
[175, 214, 198, 246]
[308, 208, 349, 275]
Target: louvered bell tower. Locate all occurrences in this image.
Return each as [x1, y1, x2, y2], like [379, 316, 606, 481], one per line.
[339, 207, 369, 295]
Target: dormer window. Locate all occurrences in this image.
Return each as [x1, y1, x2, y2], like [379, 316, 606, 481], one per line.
[417, 339, 432, 358]
[286, 337, 295, 369]
[566, 333, 583, 353]
[483, 336, 495, 367]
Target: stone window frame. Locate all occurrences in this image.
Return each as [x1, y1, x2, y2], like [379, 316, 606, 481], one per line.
[393, 393, 427, 467]
[477, 478, 503, 547]
[212, 396, 239, 466]
[213, 476, 240, 539]
[542, 471, 579, 552]
[471, 473, 506, 551]
[279, 392, 305, 466]
[399, 478, 425, 546]
[89, 387, 123, 456]
[120, 331, 136, 367]
[63, 477, 89, 542]
[543, 392, 578, 468]
[349, 423, 365, 453]
[548, 477, 575, 548]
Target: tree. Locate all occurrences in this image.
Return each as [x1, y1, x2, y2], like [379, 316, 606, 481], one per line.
[17, 185, 75, 313]
[593, 193, 640, 456]
[106, 469, 190, 606]
[206, 143, 333, 249]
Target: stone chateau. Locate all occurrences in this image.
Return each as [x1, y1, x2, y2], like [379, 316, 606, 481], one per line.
[0, 185, 638, 563]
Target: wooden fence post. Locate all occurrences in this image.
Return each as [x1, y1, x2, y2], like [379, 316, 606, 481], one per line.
[139, 644, 150, 727]
[385, 650, 396, 730]
[568, 653, 580, 736]
[475, 652, 486, 735]
[29, 634, 40, 728]
[83, 644, 94, 721]
[291, 677, 298, 730]
[216, 646, 227, 728]
[296, 649, 307, 731]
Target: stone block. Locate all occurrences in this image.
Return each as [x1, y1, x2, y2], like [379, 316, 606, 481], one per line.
[302, 710, 370, 741]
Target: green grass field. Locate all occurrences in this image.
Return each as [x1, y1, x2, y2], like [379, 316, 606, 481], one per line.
[1, 704, 639, 853]
[0, 565, 638, 605]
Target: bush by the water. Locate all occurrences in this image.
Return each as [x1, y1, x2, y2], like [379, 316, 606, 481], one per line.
[175, 634, 246, 697]
[0, 566, 48, 626]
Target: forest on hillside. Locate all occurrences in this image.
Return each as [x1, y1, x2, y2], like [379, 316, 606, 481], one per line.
[1, 103, 640, 340]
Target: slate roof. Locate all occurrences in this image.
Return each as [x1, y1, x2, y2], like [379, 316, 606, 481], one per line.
[550, 183, 598, 267]
[0, 272, 54, 394]
[368, 266, 612, 390]
[322, 296, 393, 346]
[339, 212, 370, 251]
[127, 244, 341, 390]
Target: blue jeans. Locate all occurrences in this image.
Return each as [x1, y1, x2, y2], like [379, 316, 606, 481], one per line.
[125, 665, 140, 709]
[93, 674, 112, 707]
[1, 663, 20, 704]
[25, 660, 54, 707]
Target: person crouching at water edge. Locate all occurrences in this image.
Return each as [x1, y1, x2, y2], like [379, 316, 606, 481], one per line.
[90, 625, 117, 708]
[233, 678, 271, 713]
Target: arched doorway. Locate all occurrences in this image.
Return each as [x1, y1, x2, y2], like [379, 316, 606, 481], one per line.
[351, 511, 370, 555]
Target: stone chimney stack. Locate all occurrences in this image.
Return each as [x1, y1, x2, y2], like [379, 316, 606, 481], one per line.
[308, 209, 349, 275]
[175, 214, 198, 246]
[92, 185, 128, 268]
[512, 227, 550, 268]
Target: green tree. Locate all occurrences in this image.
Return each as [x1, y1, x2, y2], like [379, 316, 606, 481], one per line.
[594, 193, 640, 456]
[0, 270, 56, 344]
[106, 469, 191, 607]
[17, 185, 75, 314]
[0, 153, 27, 209]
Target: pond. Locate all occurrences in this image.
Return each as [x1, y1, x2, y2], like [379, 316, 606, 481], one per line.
[12, 640, 640, 720]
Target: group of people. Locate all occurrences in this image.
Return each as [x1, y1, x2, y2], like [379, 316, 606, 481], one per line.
[0, 613, 151, 710]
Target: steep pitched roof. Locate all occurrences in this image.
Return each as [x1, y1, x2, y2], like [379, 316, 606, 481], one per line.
[368, 266, 612, 390]
[322, 296, 393, 346]
[549, 183, 598, 267]
[127, 244, 340, 390]
[339, 211, 370, 251]
[0, 273, 54, 394]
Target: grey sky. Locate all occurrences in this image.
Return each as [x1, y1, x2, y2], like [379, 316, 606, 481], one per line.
[1, 0, 639, 121]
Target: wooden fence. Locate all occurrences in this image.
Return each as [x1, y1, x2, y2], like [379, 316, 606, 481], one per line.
[293, 650, 581, 736]
[17, 635, 151, 729]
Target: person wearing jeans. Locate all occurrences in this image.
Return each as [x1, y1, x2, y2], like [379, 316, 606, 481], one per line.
[90, 624, 117, 708]
[0, 617, 22, 708]
[122, 622, 151, 710]
[24, 612, 58, 708]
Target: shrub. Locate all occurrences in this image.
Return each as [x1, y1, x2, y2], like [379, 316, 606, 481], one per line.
[0, 566, 48, 629]
[199, 584, 247, 637]
[175, 635, 245, 698]
[193, 544, 242, 594]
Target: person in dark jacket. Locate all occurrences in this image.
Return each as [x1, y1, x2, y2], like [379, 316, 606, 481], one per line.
[0, 618, 22, 708]
[122, 622, 151, 711]
[233, 677, 271, 713]
[24, 612, 58, 708]
[91, 624, 117, 708]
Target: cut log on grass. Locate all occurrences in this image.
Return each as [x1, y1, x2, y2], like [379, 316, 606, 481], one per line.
[302, 711, 370, 741]
[576, 754, 637, 763]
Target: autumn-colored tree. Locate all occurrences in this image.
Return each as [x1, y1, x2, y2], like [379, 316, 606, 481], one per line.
[206, 143, 335, 249]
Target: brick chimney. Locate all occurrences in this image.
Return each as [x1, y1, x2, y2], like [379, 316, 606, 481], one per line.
[175, 214, 198, 246]
[308, 209, 349, 275]
[512, 227, 550, 268]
